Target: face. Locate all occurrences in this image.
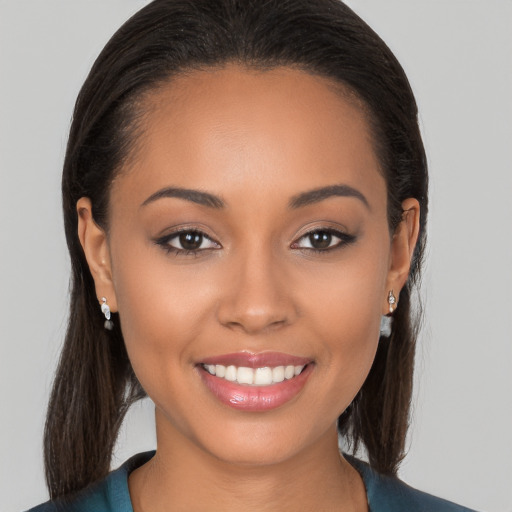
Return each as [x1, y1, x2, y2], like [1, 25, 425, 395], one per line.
[79, 65, 417, 467]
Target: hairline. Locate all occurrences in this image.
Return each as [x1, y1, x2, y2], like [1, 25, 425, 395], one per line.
[106, 61, 387, 226]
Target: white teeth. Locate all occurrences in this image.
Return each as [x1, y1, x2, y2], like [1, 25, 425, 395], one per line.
[272, 366, 285, 383]
[203, 363, 306, 386]
[204, 364, 216, 375]
[284, 365, 295, 380]
[225, 365, 237, 382]
[237, 367, 254, 385]
[254, 367, 273, 386]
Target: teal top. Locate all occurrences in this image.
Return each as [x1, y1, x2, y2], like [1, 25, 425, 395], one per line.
[27, 451, 477, 512]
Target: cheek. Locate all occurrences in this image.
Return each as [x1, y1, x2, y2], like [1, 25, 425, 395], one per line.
[301, 245, 388, 406]
[110, 254, 224, 437]
[304, 245, 388, 338]
[109, 241, 217, 381]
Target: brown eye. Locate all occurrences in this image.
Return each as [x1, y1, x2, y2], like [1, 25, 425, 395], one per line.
[309, 231, 332, 249]
[156, 229, 220, 254]
[179, 231, 204, 250]
[293, 228, 356, 252]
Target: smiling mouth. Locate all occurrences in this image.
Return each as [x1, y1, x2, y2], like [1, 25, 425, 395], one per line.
[197, 352, 314, 410]
[201, 363, 307, 386]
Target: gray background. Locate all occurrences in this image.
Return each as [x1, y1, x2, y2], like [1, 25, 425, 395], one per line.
[1, 1, 511, 511]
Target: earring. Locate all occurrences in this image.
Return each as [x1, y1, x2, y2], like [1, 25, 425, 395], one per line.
[100, 297, 114, 330]
[388, 290, 396, 313]
[388, 290, 397, 314]
[380, 315, 393, 337]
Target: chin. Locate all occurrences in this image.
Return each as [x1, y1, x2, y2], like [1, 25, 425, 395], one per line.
[192, 413, 331, 468]
[206, 437, 302, 467]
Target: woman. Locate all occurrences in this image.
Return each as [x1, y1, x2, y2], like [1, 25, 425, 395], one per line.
[27, 0, 477, 510]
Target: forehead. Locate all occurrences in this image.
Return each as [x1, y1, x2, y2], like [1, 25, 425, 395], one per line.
[114, 65, 384, 209]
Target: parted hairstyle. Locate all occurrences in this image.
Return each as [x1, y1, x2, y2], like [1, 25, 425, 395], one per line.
[45, 0, 428, 499]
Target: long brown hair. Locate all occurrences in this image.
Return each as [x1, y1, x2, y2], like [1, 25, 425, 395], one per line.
[45, 0, 428, 499]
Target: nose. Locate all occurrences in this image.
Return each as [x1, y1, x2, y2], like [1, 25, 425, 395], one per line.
[216, 249, 297, 335]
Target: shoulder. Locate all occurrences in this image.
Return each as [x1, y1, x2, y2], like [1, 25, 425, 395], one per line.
[348, 457, 478, 512]
[25, 451, 155, 512]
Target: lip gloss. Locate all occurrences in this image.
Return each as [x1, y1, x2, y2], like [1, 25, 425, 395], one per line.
[197, 352, 313, 411]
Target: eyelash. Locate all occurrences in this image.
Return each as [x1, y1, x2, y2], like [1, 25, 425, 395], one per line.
[154, 227, 355, 256]
[154, 228, 220, 257]
[292, 228, 356, 253]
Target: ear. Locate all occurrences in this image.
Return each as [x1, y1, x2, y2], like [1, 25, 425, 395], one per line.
[383, 198, 420, 314]
[77, 197, 118, 312]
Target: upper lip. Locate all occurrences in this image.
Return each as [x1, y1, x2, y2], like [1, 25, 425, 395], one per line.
[199, 351, 312, 368]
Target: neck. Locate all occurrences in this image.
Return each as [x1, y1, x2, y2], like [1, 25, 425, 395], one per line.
[129, 410, 367, 512]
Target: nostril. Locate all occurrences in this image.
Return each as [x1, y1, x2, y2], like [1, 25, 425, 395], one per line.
[215, 266, 298, 333]
[223, 316, 288, 335]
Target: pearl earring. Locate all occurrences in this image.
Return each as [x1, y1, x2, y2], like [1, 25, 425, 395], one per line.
[380, 315, 392, 337]
[388, 290, 397, 314]
[100, 297, 114, 330]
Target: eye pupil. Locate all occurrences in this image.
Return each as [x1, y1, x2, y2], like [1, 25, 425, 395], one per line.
[179, 232, 203, 250]
[309, 231, 332, 249]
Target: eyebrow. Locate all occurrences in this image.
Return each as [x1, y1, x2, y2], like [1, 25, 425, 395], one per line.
[288, 184, 370, 210]
[141, 187, 225, 209]
[141, 184, 368, 211]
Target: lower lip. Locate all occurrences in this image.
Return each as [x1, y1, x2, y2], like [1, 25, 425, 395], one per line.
[198, 364, 314, 412]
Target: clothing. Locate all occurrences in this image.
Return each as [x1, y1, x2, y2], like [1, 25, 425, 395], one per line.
[27, 451, 477, 512]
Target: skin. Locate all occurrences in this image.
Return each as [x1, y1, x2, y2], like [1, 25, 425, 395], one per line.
[77, 66, 420, 511]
